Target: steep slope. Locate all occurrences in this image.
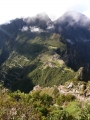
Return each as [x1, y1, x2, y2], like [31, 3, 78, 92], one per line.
[54, 11, 90, 71]
[0, 29, 76, 92]
[55, 11, 90, 42]
[0, 12, 90, 92]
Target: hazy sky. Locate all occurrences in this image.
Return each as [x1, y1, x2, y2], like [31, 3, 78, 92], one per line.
[0, 0, 90, 24]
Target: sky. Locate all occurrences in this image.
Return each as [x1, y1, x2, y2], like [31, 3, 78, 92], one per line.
[0, 0, 90, 24]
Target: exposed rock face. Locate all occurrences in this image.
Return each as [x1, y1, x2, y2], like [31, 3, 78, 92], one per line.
[75, 67, 90, 81]
[33, 85, 42, 91]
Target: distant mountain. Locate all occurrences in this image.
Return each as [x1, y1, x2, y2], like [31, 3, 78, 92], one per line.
[54, 11, 90, 71]
[55, 11, 90, 42]
[0, 11, 90, 92]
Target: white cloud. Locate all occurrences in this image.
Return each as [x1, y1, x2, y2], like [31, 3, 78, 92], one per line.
[66, 39, 75, 45]
[21, 26, 29, 32]
[0, 0, 90, 24]
[46, 25, 54, 30]
[30, 26, 44, 32]
[83, 9, 90, 18]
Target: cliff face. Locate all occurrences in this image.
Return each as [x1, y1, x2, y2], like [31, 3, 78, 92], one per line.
[54, 11, 90, 72]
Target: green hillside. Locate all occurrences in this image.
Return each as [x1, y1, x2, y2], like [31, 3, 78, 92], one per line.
[0, 31, 76, 92]
[0, 12, 90, 93]
[0, 12, 90, 119]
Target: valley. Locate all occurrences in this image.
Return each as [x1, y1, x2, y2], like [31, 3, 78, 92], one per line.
[0, 11, 90, 119]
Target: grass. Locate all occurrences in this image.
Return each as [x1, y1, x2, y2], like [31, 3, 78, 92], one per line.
[65, 101, 81, 117]
[40, 53, 52, 62]
[53, 60, 65, 67]
[46, 37, 65, 48]
[48, 46, 57, 50]
[64, 67, 74, 72]
[40, 87, 55, 96]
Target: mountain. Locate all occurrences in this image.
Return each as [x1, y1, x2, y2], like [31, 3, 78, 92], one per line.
[0, 12, 90, 92]
[55, 11, 90, 41]
[54, 11, 90, 71]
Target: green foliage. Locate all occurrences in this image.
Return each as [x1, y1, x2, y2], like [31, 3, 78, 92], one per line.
[65, 101, 81, 118]
[56, 94, 76, 106]
[65, 94, 76, 102]
[47, 107, 76, 120]
[0, 85, 90, 119]
[56, 94, 66, 106]
[52, 86, 60, 98]
[41, 94, 53, 106]
[0, 31, 76, 92]
[31, 91, 41, 101]
[79, 104, 90, 120]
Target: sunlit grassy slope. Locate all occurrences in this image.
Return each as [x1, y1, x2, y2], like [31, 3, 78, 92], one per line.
[0, 32, 76, 92]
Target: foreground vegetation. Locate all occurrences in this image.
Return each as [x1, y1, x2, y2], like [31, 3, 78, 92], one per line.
[0, 84, 90, 120]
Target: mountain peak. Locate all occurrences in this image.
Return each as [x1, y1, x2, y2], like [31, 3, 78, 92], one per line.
[63, 11, 82, 16]
[36, 12, 49, 19]
[57, 11, 90, 23]
[36, 12, 51, 21]
[23, 12, 52, 27]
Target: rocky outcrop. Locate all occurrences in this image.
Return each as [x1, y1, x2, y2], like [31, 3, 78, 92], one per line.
[75, 67, 90, 81]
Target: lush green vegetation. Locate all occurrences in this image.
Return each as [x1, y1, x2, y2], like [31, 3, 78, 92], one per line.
[0, 13, 90, 93]
[0, 84, 90, 120]
[0, 13, 90, 119]
[0, 32, 76, 92]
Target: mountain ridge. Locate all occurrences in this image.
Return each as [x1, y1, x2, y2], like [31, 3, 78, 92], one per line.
[0, 11, 90, 92]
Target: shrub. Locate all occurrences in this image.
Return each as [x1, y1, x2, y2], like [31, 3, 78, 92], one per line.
[56, 94, 65, 105]
[65, 94, 76, 102]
